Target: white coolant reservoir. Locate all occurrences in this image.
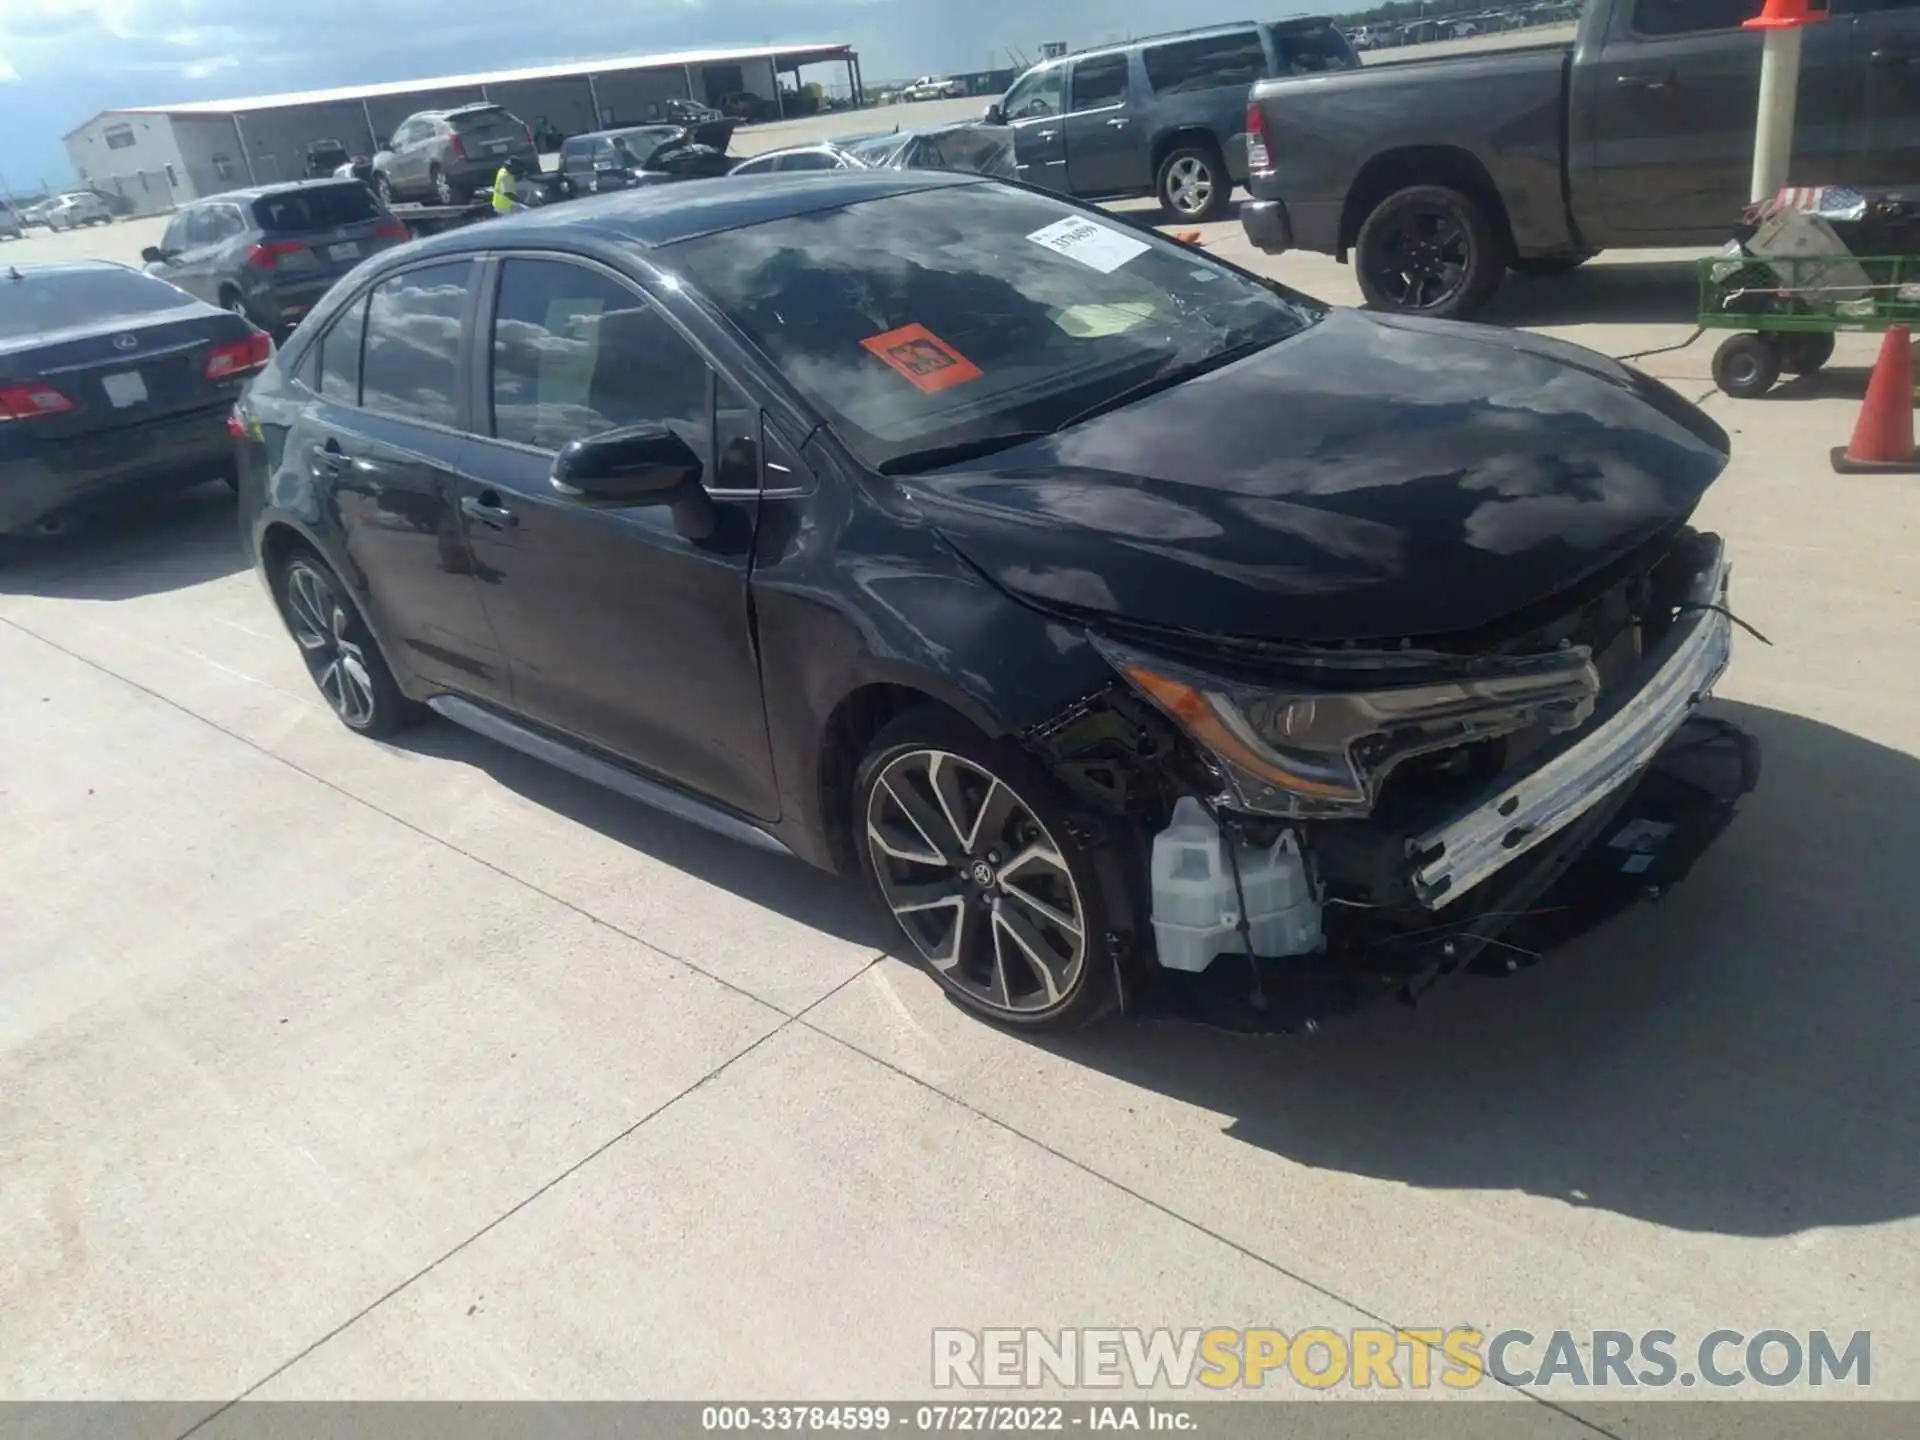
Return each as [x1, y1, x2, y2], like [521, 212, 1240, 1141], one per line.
[1149, 796, 1323, 974]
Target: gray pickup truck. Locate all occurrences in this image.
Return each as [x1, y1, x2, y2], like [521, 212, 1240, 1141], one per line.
[1243, 0, 1920, 315]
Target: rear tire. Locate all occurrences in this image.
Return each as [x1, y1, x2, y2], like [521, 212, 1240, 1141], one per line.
[1354, 183, 1507, 319]
[854, 706, 1129, 1031]
[272, 549, 425, 738]
[1155, 143, 1232, 223]
[431, 166, 455, 205]
[373, 171, 393, 205]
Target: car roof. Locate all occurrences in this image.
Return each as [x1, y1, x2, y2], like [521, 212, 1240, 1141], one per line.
[191, 178, 369, 204]
[401, 169, 981, 257]
[4, 259, 144, 280]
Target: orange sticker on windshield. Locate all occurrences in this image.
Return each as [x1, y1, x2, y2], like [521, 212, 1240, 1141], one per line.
[861, 324, 983, 394]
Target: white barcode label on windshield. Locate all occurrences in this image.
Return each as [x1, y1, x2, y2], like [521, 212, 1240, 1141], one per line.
[1026, 217, 1151, 274]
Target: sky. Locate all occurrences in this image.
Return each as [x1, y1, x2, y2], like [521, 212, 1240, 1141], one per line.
[0, 0, 1312, 196]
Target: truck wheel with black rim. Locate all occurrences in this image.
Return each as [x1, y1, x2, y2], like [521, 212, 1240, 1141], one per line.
[1354, 184, 1507, 319]
[1156, 143, 1232, 223]
[1711, 333, 1781, 399]
[854, 706, 1132, 1031]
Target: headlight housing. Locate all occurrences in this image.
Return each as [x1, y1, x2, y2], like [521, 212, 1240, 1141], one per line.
[1095, 636, 1600, 818]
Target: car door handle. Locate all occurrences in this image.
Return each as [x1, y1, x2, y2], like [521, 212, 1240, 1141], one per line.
[1614, 71, 1675, 89]
[460, 492, 519, 529]
[1871, 46, 1917, 65]
[1036, 129, 1059, 139]
[1105, 117, 1130, 128]
[311, 440, 348, 474]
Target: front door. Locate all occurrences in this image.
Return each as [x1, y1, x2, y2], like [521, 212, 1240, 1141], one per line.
[1843, 0, 1920, 183]
[456, 255, 780, 821]
[1062, 53, 1146, 196]
[1579, 0, 1855, 240]
[1004, 64, 1069, 191]
[312, 259, 511, 702]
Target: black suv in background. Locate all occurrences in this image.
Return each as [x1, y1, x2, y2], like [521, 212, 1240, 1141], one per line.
[141, 180, 409, 333]
[373, 103, 539, 205]
[988, 19, 1359, 221]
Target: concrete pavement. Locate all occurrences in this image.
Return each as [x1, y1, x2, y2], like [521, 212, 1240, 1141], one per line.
[2, 159, 1917, 1416]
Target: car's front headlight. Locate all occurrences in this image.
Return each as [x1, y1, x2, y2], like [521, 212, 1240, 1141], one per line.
[1094, 636, 1601, 818]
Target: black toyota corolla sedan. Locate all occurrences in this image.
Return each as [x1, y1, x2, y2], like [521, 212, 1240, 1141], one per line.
[3, 261, 269, 535]
[233, 173, 1757, 1032]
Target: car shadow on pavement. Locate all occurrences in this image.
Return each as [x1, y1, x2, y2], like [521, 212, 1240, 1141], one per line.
[0, 483, 247, 600]
[395, 721, 894, 951]
[1765, 366, 1874, 401]
[1480, 258, 1701, 329]
[1043, 700, 1920, 1238]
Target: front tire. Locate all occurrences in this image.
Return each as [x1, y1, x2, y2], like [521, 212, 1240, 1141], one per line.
[1156, 144, 1232, 223]
[274, 551, 424, 737]
[1711, 333, 1782, 399]
[855, 708, 1125, 1031]
[373, 171, 393, 206]
[1354, 183, 1507, 319]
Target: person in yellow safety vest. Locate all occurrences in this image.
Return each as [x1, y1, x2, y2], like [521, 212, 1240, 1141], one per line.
[491, 162, 517, 215]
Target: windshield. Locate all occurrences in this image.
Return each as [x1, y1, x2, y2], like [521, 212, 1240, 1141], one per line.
[611, 126, 687, 166]
[668, 183, 1321, 471]
[1, 267, 195, 340]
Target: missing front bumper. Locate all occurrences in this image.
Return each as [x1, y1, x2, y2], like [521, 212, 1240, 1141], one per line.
[1406, 537, 1735, 909]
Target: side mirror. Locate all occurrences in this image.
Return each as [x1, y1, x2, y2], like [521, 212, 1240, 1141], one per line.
[983, 103, 1006, 125]
[141, 245, 166, 264]
[553, 423, 703, 501]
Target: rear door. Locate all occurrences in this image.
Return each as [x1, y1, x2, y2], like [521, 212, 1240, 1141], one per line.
[1062, 52, 1145, 196]
[300, 259, 509, 701]
[1840, 0, 1920, 183]
[170, 207, 224, 303]
[1002, 63, 1069, 190]
[455, 254, 779, 819]
[1578, 0, 1854, 239]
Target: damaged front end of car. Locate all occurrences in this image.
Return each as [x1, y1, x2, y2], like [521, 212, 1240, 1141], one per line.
[1021, 527, 1761, 1032]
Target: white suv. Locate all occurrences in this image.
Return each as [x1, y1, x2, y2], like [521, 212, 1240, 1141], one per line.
[45, 193, 115, 231]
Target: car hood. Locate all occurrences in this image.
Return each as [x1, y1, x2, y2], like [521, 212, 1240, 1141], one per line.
[894, 308, 1730, 644]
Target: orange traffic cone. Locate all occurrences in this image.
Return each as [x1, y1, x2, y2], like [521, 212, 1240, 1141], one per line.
[1170, 229, 1203, 246]
[1832, 326, 1920, 473]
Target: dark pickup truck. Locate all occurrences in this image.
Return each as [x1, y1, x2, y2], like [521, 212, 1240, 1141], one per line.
[1243, 0, 1920, 315]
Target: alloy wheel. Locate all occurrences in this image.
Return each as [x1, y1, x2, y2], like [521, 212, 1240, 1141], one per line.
[1166, 157, 1215, 218]
[866, 749, 1087, 1016]
[284, 562, 377, 728]
[432, 169, 453, 204]
[1370, 207, 1472, 310]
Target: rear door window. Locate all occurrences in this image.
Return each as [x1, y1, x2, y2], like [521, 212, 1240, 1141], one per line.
[779, 151, 843, 171]
[1630, 0, 1764, 30]
[1069, 54, 1130, 111]
[359, 260, 474, 428]
[1142, 31, 1270, 94]
[252, 184, 380, 232]
[316, 293, 368, 404]
[184, 208, 217, 248]
[1269, 21, 1362, 73]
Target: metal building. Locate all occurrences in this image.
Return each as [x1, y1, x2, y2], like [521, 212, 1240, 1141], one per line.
[64, 42, 864, 213]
